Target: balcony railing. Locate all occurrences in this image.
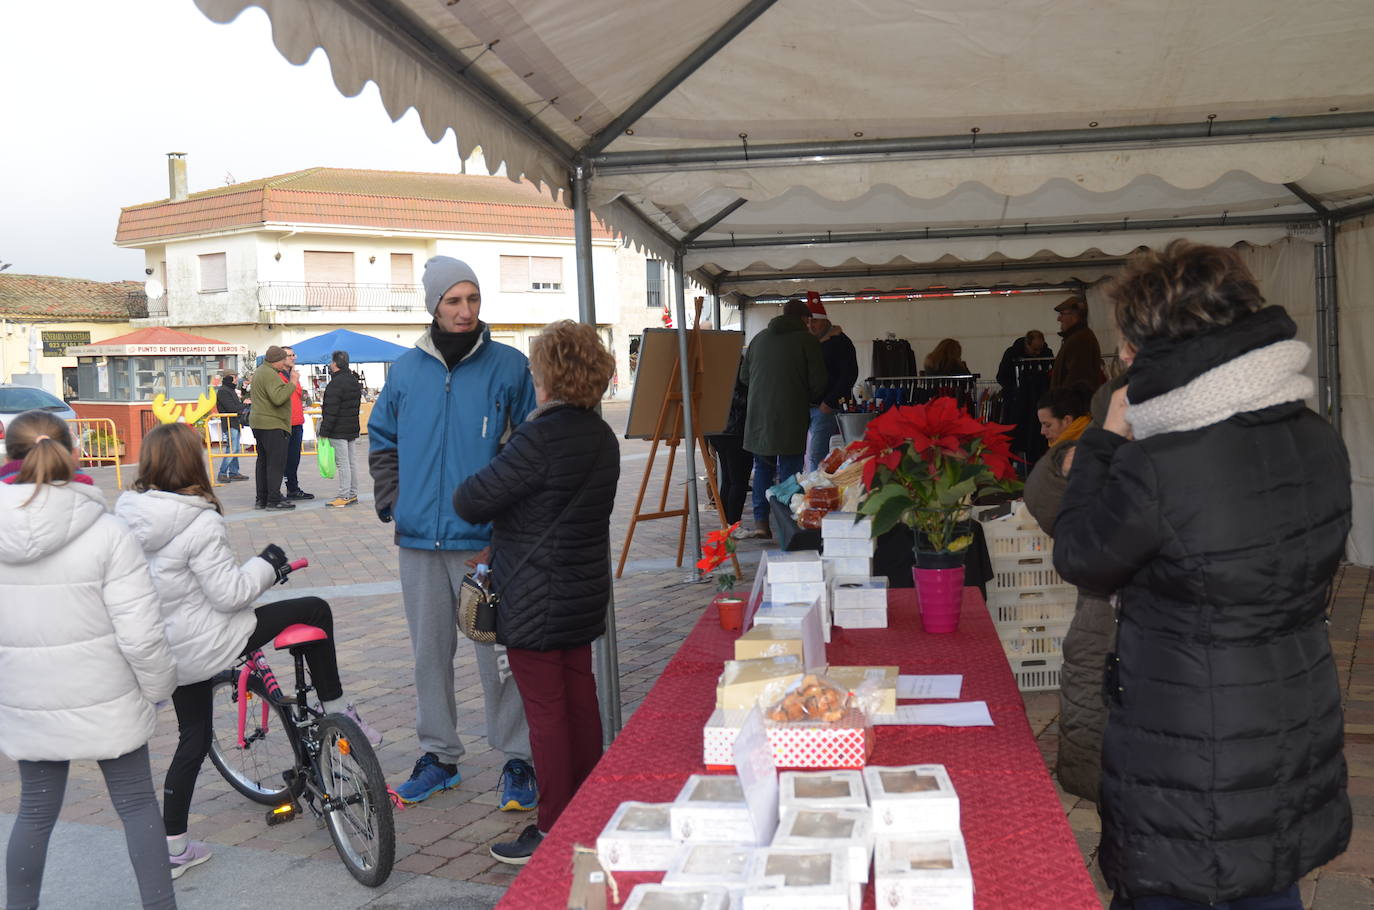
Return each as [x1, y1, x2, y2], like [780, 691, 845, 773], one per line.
[127, 292, 156, 318]
[257, 282, 426, 312]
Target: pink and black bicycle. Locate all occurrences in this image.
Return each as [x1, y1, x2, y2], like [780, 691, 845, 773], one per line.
[206, 558, 395, 886]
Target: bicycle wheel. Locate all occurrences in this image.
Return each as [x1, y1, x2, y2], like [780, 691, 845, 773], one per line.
[208, 673, 299, 805]
[315, 714, 395, 887]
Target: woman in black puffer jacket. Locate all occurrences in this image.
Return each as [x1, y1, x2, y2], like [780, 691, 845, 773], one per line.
[453, 320, 619, 864]
[1053, 241, 1351, 910]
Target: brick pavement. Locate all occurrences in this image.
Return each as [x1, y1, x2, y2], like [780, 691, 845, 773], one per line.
[1, 401, 1369, 907]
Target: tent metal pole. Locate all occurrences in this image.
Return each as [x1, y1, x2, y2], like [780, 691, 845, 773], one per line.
[683, 198, 750, 244]
[1285, 182, 1334, 421]
[1334, 197, 1374, 221]
[720, 257, 1129, 286]
[712, 282, 723, 330]
[687, 212, 1311, 251]
[673, 250, 704, 581]
[590, 111, 1374, 172]
[582, 0, 780, 156]
[573, 164, 624, 740]
[1322, 219, 1342, 434]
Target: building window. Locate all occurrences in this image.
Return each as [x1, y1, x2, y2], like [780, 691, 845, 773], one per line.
[500, 255, 563, 292]
[198, 253, 227, 292]
[304, 251, 356, 309]
[646, 259, 664, 309]
[390, 253, 414, 286]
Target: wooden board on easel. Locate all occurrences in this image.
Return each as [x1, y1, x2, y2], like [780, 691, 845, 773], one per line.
[624, 328, 741, 440]
[616, 311, 743, 579]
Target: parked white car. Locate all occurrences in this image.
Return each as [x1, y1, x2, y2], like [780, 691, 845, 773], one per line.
[0, 385, 79, 435]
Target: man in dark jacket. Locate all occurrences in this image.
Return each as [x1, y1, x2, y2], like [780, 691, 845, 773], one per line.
[369, 256, 537, 811]
[804, 293, 859, 473]
[214, 372, 249, 482]
[1050, 297, 1103, 393]
[994, 329, 1052, 395]
[318, 350, 363, 509]
[738, 298, 826, 539]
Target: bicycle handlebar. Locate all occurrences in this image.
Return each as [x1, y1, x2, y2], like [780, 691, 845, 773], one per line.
[287, 558, 309, 573]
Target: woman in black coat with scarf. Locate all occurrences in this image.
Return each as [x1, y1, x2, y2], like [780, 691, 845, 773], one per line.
[453, 320, 619, 866]
[1053, 240, 1351, 910]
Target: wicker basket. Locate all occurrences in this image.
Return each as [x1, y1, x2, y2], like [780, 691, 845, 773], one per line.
[823, 456, 869, 489]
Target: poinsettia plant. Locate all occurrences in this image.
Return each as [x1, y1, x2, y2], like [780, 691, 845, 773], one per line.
[849, 397, 1021, 553]
[697, 522, 741, 594]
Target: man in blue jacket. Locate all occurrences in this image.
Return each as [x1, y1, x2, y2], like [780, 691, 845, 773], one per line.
[369, 256, 538, 809]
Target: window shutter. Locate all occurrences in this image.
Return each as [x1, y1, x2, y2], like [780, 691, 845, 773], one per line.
[390, 253, 414, 285]
[500, 255, 529, 292]
[198, 253, 227, 292]
[303, 251, 355, 283]
[531, 256, 562, 289]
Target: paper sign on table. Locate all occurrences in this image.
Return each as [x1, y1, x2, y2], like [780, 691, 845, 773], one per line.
[734, 707, 780, 846]
[872, 702, 994, 727]
[896, 675, 963, 700]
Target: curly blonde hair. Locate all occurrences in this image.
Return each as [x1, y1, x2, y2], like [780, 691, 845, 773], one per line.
[529, 320, 616, 408]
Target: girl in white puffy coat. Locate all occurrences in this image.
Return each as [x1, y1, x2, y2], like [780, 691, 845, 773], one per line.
[0, 411, 179, 910]
[115, 423, 379, 878]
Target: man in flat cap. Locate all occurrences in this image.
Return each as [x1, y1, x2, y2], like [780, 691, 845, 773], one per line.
[248, 345, 299, 510]
[369, 256, 538, 811]
[1050, 297, 1104, 394]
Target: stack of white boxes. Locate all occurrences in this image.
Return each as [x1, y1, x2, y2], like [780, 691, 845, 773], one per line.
[821, 512, 887, 630]
[761, 551, 829, 641]
[979, 503, 1078, 691]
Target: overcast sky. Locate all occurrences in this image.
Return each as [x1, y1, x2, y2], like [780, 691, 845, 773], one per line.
[3, 0, 465, 282]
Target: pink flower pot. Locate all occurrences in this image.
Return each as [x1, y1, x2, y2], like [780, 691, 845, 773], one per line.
[914, 566, 963, 633]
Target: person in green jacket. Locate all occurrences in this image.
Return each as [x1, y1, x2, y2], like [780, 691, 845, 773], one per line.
[738, 298, 826, 539]
[248, 345, 298, 511]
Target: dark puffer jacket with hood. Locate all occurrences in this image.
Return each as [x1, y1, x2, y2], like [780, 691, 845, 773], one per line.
[453, 403, 619, 651]
[1052, 306, 1351, 904]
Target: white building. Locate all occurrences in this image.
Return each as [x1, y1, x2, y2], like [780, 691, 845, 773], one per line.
[116, 156, 700, 396]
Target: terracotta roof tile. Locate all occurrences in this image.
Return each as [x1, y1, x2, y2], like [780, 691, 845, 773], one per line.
[0, 274, 147, 321]
[92, 327, 233, 346]
[116, 168, 611, 243]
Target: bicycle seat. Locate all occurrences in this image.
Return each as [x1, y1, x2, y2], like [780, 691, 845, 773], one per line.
[273, 624, 328, 649]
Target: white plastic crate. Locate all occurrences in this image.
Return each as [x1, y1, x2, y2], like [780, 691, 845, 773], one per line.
[979, 516, 1053, 559]
[1008, 654, 1064, 691]
[989, 552, 1068, 590]
[987, 587, 1078, 622]
[996, 619, 1070, 658]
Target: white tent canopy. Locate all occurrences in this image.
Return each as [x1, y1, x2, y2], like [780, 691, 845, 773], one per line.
[198, 0, 1374, 566]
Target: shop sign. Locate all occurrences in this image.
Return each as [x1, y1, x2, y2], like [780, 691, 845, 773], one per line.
[42, 331, 91, 357]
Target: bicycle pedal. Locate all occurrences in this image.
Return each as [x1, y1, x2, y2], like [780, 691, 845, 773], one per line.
[266, 802, 299, 826]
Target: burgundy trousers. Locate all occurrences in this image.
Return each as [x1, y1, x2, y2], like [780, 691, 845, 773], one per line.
[505, 643, 603, 833]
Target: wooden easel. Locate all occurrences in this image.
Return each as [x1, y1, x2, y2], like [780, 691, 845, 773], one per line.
[616, 299, 741, 580]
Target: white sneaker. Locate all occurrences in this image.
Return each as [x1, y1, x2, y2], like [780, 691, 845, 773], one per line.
[343, 704, 383, 747]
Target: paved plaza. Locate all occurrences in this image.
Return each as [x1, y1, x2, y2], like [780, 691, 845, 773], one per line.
[1, 400, 1370, 908]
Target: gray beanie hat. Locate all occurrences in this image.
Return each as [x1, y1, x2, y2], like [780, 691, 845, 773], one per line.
[422, 256, 481, 316]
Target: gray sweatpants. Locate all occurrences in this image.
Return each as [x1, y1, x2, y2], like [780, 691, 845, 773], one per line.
[398, 547, 531, 766]
[328, 438, 358, 500]
[6, 745, 175, 910]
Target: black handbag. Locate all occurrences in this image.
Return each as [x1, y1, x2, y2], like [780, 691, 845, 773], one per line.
[456, 445, 607, 643]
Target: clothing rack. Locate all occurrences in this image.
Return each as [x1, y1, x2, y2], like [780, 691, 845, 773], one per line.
[864, 374, 980, 412]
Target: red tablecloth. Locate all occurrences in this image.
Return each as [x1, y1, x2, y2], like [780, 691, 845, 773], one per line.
[497, 588, 1100, 909]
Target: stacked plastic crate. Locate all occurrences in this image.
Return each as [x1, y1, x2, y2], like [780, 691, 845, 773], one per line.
[979, 504, 1077, 691]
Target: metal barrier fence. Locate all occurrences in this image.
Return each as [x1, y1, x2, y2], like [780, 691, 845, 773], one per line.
[67, 417, 123, 490]
[203, 413, 255, 488]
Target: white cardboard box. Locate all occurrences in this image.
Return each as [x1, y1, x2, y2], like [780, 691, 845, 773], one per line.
[863, 765, 960, 834]
[596, 801, 679, 871]
[830, 576, 888, 610]
[623, 883, 733, 910]
[832, 606, 888, 630]
[717, 656, 804, 710]
[822, 536, 875, 557]
[765, 552, 825, 583]
[741, 846, 854, 910]
[768, 580, 827, 605]
[773, 807, 873, 883]
[821, 512, 872, 539]
[873, 833, 973, 910]
[670, 774, 757, 843]
[751, 604, 812, 627]
[663, 842, 756, 890]
[822, 556, 872, 578]
[778, 770, 868, 813]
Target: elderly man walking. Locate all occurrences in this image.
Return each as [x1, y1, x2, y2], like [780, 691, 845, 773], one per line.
[369, 256, 538, 810]
[248, 346, 298, 511]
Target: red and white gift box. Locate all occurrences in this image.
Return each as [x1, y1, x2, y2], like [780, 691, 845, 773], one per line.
[704, 709, 873, 770]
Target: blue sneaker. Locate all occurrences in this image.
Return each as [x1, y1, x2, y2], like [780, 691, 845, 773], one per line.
[498, 758, 538, 811]
[394, 753, 460, 804]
